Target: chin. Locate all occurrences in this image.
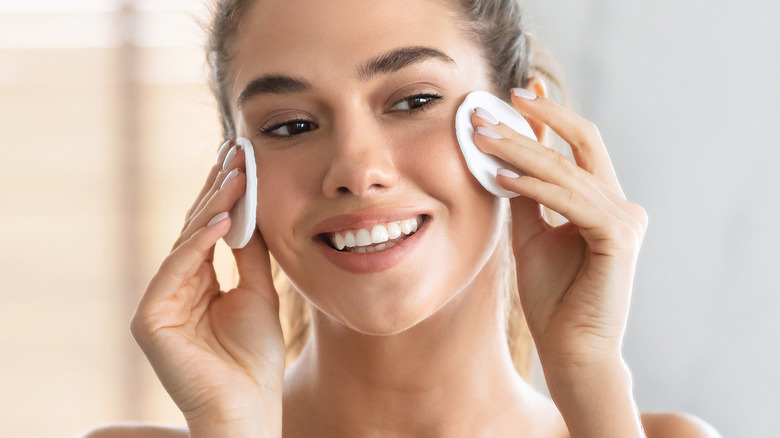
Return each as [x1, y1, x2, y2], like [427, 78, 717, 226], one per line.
[301, 264, 471, 337]
[333, 302, 445, 336]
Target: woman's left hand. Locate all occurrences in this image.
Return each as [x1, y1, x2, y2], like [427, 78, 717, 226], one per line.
[471, 89, 648, 373]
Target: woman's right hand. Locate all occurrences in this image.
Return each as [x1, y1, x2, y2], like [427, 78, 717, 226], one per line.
[130, 141, 285, 437]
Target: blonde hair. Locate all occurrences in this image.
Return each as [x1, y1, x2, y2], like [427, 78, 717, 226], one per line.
[205, 0, 564, 380]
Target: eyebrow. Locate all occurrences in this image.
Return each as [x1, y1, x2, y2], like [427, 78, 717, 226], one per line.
[236, 46, 455, 108]
[236, 75, 312, 108]
[356, 46, 455, 81]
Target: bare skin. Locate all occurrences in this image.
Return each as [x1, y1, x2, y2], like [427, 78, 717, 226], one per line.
[82, 0, 720, 437]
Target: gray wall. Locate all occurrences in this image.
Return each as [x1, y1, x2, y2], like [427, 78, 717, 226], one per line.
[522, 1, 780, 436]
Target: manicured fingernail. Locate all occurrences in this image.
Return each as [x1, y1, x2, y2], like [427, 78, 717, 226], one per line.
[222, 145, 237, 171]
[207, 212, 229, 227]
[476, 126, 502, 139]
[220, 168, 239, 190]
[497, 168, 520, 179]
[474, 107, 498, 125]
[216, 140, 232, 164]
[512, 88, 537, 100]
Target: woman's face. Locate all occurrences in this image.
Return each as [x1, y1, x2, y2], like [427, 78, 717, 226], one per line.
[230, 0, 506, 335]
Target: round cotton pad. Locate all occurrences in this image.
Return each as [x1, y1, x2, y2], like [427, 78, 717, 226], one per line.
[224, 137, 257, 249]
[455, 90, 537, 198]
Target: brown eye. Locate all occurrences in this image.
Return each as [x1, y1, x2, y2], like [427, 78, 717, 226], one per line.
[260, 120, 318, 138]
[391, 93, 443, 112]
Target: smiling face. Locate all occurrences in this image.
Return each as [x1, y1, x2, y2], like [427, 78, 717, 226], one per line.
[228, 0, 508, 335]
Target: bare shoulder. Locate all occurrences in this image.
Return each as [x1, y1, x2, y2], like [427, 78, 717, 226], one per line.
[641, 412, 722, 438]
[78, 423, 188, 438]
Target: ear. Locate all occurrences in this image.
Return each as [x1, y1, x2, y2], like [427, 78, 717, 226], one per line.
[522, 77, 549, 145]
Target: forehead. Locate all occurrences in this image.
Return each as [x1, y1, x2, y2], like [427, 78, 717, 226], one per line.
[229, 0, 487, 98]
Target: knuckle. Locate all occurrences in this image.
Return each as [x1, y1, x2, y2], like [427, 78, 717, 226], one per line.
[129, 313, 147, 341]
[575, 120, 603, 148]
[615, 221, 637, 242]
[611, 220, 643, 252]
[565, 189, 584, 206]
[623, 201, 649, 236]
[633, 204, 649, 233]
[549, 147, 578, 173]
[584, 121, 602, 141]
[598, 220, 639, 255]
[475, 136, 500, 155]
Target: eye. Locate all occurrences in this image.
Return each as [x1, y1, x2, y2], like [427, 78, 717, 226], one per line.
[391, 93, 443, 112]
[259, 119, 318, 139]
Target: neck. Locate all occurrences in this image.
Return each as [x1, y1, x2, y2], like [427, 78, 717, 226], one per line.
[282, 255, 538, 438]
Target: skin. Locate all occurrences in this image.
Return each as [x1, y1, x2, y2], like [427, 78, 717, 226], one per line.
[85, 0, 721, 437]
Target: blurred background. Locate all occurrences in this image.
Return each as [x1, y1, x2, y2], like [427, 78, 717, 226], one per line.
[0, 0, 777, 436]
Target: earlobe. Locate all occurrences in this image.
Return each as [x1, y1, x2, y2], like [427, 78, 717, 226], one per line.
[523, 77, 549, 144]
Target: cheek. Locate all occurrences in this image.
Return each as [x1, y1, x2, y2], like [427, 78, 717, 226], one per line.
[253, 154, 313, 254]
[398, 119, 487, 206]
[400, 119, 504, 257]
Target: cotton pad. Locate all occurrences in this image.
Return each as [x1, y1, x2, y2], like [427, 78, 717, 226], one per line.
[224, 136, 257, 248]
[455, 90, 537, 198]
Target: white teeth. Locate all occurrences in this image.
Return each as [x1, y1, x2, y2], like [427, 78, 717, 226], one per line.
[371, 224, 389, 244]
[328, 216, 424, 252]
[334, 233, 346, 250]
[387, 222, 402, 239]
[344, 231, 356, 247]
[355, 229, 372, 246]
[399, 218, 419, 235]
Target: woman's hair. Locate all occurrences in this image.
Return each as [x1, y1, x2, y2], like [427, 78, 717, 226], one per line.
[205, 0, 562, 379]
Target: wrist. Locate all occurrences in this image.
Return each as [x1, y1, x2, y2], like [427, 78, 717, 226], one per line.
[541, 352, 628, 386]
[188, 420, 270, 438]
[542, 357, 644, 438]
[186, 397, 282, 438]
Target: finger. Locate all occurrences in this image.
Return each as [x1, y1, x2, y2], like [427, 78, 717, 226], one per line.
[499, 175, 640, 257]
[176, 168, 247, 254]
[186, 144, 247, 227]
[139, 213, 231, 321]
[468, 110, 549, 245]
[472, 118, 644, 237]
[232, 230, 279, 308]
[183, 140, 235, 225]
[504, 182, 551, 247]
[509, 89, 623, 195]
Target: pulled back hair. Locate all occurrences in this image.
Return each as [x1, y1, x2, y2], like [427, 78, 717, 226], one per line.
[205, 0, 562, 379]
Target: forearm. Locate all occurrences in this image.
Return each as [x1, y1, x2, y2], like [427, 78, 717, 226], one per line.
[543, 358, 645, 438]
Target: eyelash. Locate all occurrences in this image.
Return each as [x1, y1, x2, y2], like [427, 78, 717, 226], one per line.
[393, 92, 444, 113]
[258, 92, 444, 140]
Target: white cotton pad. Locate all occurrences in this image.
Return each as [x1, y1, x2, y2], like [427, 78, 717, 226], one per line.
[455, 90, 537, 198]
[224, 137, 257, 248]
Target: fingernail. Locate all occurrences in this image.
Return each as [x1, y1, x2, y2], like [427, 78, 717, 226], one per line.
[216, 140, 232, 165]
[220, 168, 239, 190]
[497, 168, 520, 179]
[512, 88, 538, 100]
[476, 126, 503, 140]
[474, 107, 499, 125]
[207, 212, 229, 227]
[222, 145, 237, 171]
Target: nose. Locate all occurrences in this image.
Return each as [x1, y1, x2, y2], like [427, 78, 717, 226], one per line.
[321, 117, 399, 198]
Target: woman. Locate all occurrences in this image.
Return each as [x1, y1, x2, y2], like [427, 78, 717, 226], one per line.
[85, 0, 719, 436]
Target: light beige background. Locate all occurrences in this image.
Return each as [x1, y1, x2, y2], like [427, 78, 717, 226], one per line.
[0, 1, 777, 437]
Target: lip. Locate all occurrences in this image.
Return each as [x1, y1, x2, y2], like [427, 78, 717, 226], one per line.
[312, 208, 431, 274]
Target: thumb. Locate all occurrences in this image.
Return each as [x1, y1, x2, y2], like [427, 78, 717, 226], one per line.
[231, 229, 276, 293]
[508, 194, 548, 247]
